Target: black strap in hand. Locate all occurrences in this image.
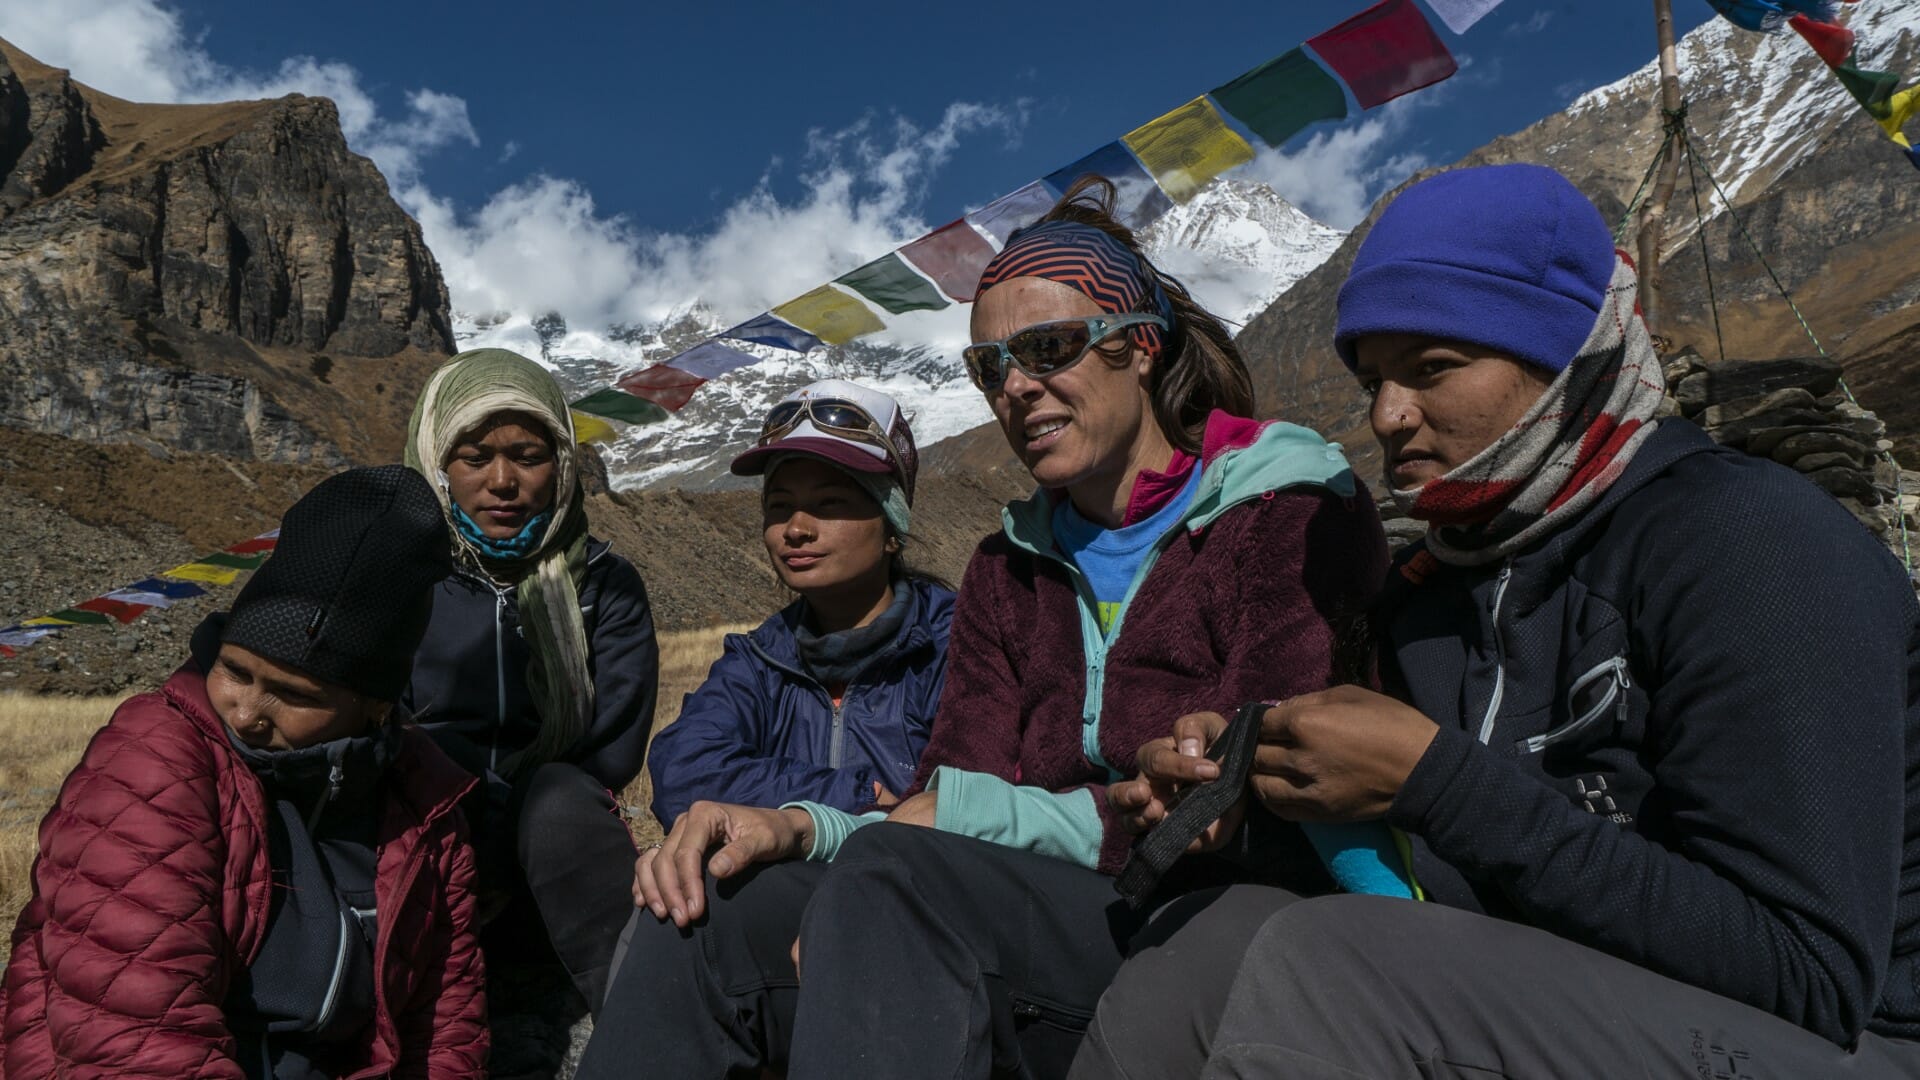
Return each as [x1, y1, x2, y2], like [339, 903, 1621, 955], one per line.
[1114, 701, 1266, 908]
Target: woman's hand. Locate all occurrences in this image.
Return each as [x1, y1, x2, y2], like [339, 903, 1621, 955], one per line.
[886, 790, 938, 827]
[632, 801, 813, 928]
[1111, 720, 1243, 851]
[1148, 687, 1431, 823]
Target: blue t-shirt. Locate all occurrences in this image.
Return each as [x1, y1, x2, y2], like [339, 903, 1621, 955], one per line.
[1052, 467, 1203, 635]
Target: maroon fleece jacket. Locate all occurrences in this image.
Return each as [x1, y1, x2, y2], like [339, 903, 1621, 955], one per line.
[904, 413, 1389, 875]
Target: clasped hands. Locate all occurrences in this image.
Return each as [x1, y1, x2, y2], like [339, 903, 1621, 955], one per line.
[632, 784, 933, 929]
[1107, 685, 1440, 851]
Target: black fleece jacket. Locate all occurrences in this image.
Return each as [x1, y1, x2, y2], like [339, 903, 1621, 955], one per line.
[402, 537, 659, 791]
[1380, 421, 1920, 1046]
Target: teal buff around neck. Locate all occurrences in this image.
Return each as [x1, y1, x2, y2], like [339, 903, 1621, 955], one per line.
[450, 503, 552, 560]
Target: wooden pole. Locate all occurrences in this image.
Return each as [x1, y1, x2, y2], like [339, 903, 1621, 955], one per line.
[1636, 0, 1686, 343]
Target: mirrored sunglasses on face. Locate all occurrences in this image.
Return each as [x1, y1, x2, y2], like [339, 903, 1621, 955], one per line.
[962, 313, 1169, 393]
[757, 396, 909, 481]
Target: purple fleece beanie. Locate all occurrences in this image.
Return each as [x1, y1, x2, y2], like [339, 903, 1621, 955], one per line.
[1333, 164, 1616, 373]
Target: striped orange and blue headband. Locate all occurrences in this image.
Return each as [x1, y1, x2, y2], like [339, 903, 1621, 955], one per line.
[976, 221, 1176, 354]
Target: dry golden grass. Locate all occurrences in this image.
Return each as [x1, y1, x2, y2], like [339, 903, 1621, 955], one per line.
[621, 622, 753, 845]
[0, 694, 125, 966]
[0, 623, 748, 966]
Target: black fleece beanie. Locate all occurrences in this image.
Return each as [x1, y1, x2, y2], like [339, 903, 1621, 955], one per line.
[222, 465, 452, 701]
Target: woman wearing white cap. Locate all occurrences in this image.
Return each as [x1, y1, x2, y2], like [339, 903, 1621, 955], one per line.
[645, 378, 955, 829]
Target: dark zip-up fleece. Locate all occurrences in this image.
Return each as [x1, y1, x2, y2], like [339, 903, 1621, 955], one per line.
[403, 537, 659, 791]
[1379, 420, 1920, 1046]
[647, 579, 955, 829]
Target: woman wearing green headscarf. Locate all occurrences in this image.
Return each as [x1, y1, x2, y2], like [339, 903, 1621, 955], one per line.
[402, 347, 659, 1015]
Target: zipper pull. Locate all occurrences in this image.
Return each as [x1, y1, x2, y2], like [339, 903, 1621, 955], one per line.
[308, 744, 347, 831]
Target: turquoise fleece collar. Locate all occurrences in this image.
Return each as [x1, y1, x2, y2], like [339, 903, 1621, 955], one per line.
[1001, 421, 1358, 558]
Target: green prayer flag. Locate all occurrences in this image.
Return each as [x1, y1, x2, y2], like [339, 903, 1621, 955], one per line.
[570, 388, 670, 426]
[835, 254, 949, 315]
[1211, 48, 1348, 148]
[199, 551, 269, 571]
[1835, 53, 1900, 118]
[44, 608, 112, 626]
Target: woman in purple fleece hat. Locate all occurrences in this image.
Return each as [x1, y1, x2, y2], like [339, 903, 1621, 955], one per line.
[1077, 162, 1920, 1078]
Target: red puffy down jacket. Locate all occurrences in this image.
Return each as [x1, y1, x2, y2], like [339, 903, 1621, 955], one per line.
[1, 664, 488, 1078]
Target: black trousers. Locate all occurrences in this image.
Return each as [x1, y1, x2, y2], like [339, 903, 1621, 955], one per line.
[579, 823, 1159, 1079]
[1072, 888, 1920, 1079]
[466, 760, 636, 1012]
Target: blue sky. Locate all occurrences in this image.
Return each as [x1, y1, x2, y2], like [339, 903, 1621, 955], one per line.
[1, 0, 1716, 332]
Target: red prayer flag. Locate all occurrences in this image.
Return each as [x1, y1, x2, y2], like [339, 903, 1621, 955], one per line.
[1308, 0, 1459, 109]
[73, 596, 153, 624]
[1789, 14, 1854, 68]
[226, 536, 278, 555]
[898, 220, 999, 302]
[615, 364, 707, 412]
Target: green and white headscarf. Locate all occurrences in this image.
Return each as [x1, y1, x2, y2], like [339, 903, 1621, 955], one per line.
[405, 348, 593, 776]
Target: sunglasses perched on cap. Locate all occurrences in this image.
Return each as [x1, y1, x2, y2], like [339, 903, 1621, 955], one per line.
[757, 397, 910, 482]
[962, 313, 1169, 393]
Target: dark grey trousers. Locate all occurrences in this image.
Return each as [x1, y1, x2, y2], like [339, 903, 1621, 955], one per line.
[581, 822, 1154, 1079]
[1071, 888, 1920, 1079]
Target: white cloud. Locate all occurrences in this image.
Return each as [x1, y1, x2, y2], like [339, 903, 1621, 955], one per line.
[0, 0, 475, 188]
[415, 100, 1024, 349]
[1237, 116, 1428, 228]
[1505, 9, 1555, 37]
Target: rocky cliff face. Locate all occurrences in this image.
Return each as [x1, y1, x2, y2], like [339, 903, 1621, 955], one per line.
[0, 38, 453, 465]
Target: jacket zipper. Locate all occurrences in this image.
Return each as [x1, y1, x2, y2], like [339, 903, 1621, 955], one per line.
[314, 906, 354, 1032]
[1475, 559, 1516, 745]
[1524, 655, 1632, 754]
[306, 744, 347, 831]
[491, 588, 508, 773]
[828, 698, 845, 769]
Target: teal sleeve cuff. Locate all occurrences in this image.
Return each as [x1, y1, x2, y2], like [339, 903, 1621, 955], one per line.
[783, 802, 886, 863]
[929, 766, 1104, 870]
[1300, 820, 1416, 899]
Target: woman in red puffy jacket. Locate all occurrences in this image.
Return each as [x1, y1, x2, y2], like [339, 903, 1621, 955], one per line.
[1, 465, 488, 1079]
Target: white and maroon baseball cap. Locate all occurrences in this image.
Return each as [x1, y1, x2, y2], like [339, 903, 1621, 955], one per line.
[729, 379, 919, 502]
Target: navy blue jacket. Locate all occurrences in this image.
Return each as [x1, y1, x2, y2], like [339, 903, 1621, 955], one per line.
[648, 579, 955, 829]
[1379, 420, 1920, 1046]
[403, 538, 659, 792]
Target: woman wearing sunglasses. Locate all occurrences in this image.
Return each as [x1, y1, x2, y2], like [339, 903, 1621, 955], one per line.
[578, 178, 1388, 1079]
[645, 379, 954, 829]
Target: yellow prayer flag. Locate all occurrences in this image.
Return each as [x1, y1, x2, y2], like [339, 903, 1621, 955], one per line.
[163, 562, 244, 585]
[1877, 86, 1918, 148]
[22, 615, 82, 626]
[771, 286, 886, 346]
[570, 409, 617, 445]
[1123, 97, 1256, 204]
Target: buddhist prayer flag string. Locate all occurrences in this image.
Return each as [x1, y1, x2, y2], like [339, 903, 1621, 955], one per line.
[897, 220, 1001, 302]
[835, 253, 950, 315]
[964, 180, 1058, 246]
[1123, 97, 1257, 204]
[1741, 1, 1920, 172]
[772, 285, 889, 345]
[1307, 0, 1460, 110]
[0, 531, 275, 658]
[1210, 48, 1350, 148]
[550, 0, 1470, 433]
